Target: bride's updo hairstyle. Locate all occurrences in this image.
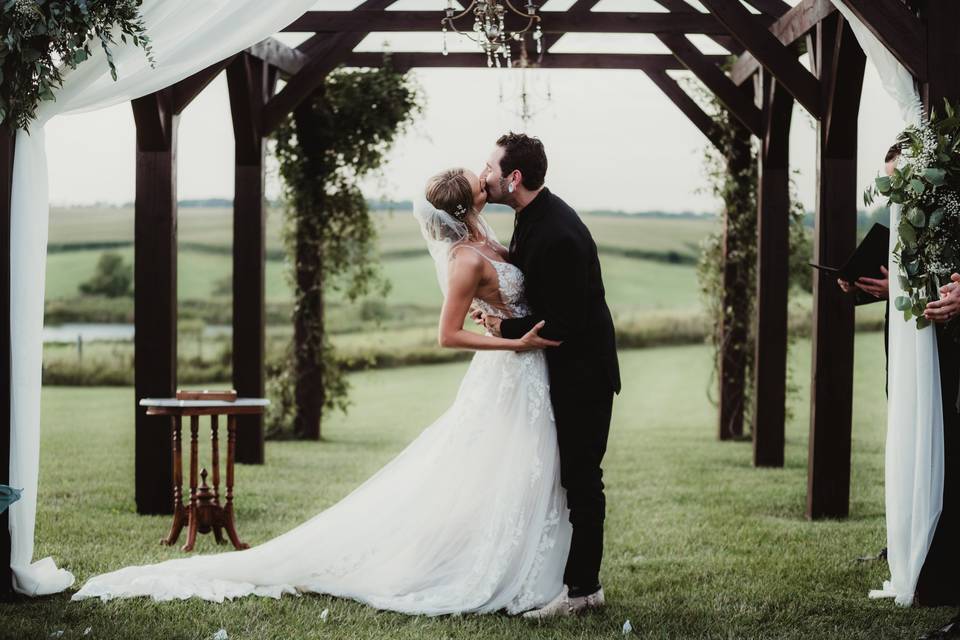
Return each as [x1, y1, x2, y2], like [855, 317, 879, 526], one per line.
[425, 168, 473, 219]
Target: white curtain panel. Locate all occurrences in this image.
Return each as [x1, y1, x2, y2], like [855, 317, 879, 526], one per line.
[9, 0, 318, 596]
[830, 1, 944, 606]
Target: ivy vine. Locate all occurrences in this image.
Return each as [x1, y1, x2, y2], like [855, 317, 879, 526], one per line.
[268, 61, 421, 440]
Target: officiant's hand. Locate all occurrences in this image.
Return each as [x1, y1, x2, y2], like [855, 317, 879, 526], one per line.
[516, 321, 562, 352]
[924, 273, 960, 323]
[837, 278, 853, 293]
[855, 266, 889, 299]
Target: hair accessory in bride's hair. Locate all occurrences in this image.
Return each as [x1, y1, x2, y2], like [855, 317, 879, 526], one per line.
[454, 204, 467, 218]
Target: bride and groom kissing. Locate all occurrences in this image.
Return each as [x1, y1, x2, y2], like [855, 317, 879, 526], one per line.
[72, 133, 621, 620]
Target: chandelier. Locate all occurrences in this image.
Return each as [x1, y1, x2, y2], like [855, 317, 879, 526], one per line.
[441, 0, 543, 68]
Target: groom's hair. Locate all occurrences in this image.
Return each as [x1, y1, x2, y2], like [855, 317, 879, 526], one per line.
[885, 143, 902, 164]
[496, 132, 547, 190]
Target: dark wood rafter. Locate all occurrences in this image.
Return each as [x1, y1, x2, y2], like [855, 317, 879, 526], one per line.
[731, 0, 836, 86]
[246, 38, 309, 77]
[0, 124, 14, 599]
[806, 13, 865, 520]
[227, 53, 275, 465]
[281, 11, 773, 35]
[658, 33, 763, 138]
[837, 0, 925, 81]
[651, 0, 744, 55]
[742, 0, 792, 19]
[643, 69, 722, 149]
[172, 57, 237, 115]
[343, 52, 729, 71]
[700, 0, 821, 117]
[752, 70, 793, 468]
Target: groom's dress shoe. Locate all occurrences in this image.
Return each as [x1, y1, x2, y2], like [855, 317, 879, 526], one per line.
[522, 586, 605, 620]
[920, 615, 960, 640]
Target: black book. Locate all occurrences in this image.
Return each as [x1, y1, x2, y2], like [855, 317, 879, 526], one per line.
[809, 223, 890, 305]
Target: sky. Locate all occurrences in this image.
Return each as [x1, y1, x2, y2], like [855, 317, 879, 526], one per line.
[43, 0, 906, 214]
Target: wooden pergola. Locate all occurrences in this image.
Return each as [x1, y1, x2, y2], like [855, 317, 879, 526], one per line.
[2, 0, 959, 597]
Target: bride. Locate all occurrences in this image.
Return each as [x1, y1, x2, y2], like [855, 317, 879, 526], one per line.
[72, 168, 571, 616]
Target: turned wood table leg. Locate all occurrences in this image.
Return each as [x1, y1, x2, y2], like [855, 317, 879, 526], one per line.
[161, 416, 185, 546]
[224, 415, 249, 550]
[210, 414, 226, 544]
[182, 415, 200, 552]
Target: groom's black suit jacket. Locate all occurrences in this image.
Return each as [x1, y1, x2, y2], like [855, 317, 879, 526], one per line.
[500, 188, 621, 394]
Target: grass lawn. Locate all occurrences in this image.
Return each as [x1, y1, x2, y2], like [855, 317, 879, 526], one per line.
[2, 335, 951, 639]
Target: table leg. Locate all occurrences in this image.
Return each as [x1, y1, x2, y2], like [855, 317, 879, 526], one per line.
[182, 415, 200, 552]
[160, 416, 185, 546]
[210, 414, 225, 544]
[224, 415, 249, 550]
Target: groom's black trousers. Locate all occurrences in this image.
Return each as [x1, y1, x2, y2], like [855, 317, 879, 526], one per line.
[550, 371, 614, 596]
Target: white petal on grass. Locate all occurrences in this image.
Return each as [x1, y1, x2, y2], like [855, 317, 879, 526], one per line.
[212, 630, 228, 640]
[623, 620, 634, 635]
[320, 608, 330, 622]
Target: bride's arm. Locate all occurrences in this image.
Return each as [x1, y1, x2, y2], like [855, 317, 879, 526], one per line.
[438, 250, 560, 352]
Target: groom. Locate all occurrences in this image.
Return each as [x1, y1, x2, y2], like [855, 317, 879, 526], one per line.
[478, 133, 621, 618]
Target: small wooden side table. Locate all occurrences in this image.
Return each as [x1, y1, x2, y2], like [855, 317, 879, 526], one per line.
[140, 396, 269, 552]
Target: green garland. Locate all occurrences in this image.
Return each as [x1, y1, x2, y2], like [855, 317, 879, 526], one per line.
[0, 0, 153, 130]
[269, 61, 421, 440]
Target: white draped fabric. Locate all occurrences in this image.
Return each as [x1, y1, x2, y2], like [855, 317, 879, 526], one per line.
[829, 2, 945, 606]
[8, 0, 318, 596]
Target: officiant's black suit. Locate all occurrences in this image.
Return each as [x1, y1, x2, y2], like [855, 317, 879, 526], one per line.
[500, 187, 620, 595]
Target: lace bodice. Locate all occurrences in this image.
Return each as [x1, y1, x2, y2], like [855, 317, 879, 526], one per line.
[457, 245, 530, 319]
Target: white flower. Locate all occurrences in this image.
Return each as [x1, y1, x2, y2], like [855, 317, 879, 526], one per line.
[211, 630, 228, 640]
[320, 608, 330, 622]
[623, 620, 634, 635]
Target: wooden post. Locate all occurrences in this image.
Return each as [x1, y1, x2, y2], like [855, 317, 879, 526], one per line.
[718, 122, 753, 440]
[227, 55, 274, 464]
[0, 124, 15, 598]
[922, 0, 960, 112]
[133, 91, 179, 515]
[806, 14, 865, 519]
[752, 70, 793, 467]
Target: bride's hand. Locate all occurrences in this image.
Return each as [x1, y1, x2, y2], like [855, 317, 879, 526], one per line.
[516, 321, 562, 352]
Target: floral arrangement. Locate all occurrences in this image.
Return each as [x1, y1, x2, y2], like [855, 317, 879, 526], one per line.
[0, 0, 153, 130]
[864, 100, 960, 329]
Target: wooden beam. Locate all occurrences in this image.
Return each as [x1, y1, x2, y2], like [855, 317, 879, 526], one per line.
[743, 0, 791, 19]
[132, 91, 178, 515]
[730, 0, 836, 85]
[752, 70, 793, 468]
[246, 38, 310, 76]
[644, 69, 722, 149]
[921, 0, 960, 112]
[281, 11, 773, 35]
[659, 34, 764, 138]
[343, 51, 729, 71]
[171, 57, 236, 115]
[0, 124, 13, 600]
[701, 0, 821, 117]
[227, 54, 271, 465]
[651, 0, 744, 54]
[807, 13, 865, 520]
[838, 0, 925, 81]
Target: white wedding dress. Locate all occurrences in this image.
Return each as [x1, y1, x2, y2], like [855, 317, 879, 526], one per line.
[72, 241, 571, 615]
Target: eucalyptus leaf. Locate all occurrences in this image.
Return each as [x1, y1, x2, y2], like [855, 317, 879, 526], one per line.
[876, 175, 892, 194]
[910, 178, 926, 195]
[929, 208, 945, 228]
[895, 295, 912, 312]
[907, 208, 927, 227]
[924, 167, 947, 185]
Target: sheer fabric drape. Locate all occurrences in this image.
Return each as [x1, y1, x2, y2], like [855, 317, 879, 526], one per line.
[8, 0, 317, 596]
[829, 2, 943, 606]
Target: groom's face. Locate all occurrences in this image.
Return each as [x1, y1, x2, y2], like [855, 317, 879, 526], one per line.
[481, 146, 514, 206]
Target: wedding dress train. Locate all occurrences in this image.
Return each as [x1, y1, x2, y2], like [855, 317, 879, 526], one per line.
[73, 241, 571, 616]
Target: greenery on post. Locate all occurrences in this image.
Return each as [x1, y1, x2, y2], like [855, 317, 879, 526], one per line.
[0, 0, 153, 130]
[268, 62, 421, 440]
[695, 88, 810, 433]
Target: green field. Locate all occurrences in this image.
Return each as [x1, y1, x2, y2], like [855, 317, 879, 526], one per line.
[3, 335, 949, 639]
[45, 205, 716, 313]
